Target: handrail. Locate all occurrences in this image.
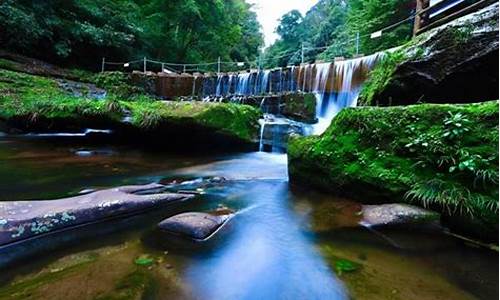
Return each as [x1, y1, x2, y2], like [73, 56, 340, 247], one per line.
[414, 0, 495, 35]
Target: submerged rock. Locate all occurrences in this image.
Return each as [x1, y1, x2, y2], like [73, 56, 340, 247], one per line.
[158, 210, 234, 241]
[0, 183, 193, 246]
[360, 204, 440, 227]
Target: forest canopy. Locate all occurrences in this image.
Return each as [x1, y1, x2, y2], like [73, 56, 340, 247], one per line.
[0, 0, 264, 70]
[263, 0, 414, 68]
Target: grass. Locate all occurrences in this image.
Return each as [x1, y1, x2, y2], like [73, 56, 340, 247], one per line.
[0, 68, 261, 143]
[288, 101, 499, 237]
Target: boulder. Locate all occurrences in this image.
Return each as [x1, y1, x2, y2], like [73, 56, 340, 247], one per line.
[360, 3, 499, 106]
[158, 210, 234, 241]
[0, 183, 193, 246]
[360, 204, 440, 227]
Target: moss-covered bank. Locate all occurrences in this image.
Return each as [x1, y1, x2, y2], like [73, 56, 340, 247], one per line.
[0, 68, 261, 148]
[288, 101, 499, 241]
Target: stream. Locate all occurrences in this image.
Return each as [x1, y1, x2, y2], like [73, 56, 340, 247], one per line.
[0, 135, 498, 299]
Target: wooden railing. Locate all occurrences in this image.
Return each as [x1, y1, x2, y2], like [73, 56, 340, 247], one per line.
[413, 0, 496, 35]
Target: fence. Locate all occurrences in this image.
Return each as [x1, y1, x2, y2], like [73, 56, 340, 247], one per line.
[101, 0, 491, 75]
[413, 0, 494, 35]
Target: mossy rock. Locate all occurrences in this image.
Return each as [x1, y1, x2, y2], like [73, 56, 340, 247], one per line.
[289, 101, 499, 241]
[0, 68, 261, 147]
[358, 3, 499, 106]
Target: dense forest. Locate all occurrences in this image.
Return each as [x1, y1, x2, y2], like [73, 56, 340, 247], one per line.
[263, 0, 414, 67]
[0, 0, 264, 70]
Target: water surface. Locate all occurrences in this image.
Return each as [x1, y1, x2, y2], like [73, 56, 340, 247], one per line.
[0, 135, 497, 300]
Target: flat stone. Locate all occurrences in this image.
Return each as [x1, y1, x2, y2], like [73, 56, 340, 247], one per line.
[0, 183, 193, 246]
[158, 211, 233, 241]
[361, 204, 440, 227]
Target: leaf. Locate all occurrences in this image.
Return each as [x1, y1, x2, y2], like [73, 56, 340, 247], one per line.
[135, 255, 154, 266]
[335, 259, 360, 275]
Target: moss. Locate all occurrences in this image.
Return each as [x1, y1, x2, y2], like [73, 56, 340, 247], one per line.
[289, 101, 499, 239]
[96, 269, 159, 300]
[124, 100, 261, 142]
[282, 93, 317, 123]
[0, 68, 261, 144]
[0, 255, 97, 299]
[358, 50, 408, 106]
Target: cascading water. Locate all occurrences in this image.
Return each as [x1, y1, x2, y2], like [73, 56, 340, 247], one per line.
[236, 73, 252, 95]
[215, 75, 225, 97]
[198, 52, 385, 146]
[259, 70, 271, 95]
[308, 52, 385, 134]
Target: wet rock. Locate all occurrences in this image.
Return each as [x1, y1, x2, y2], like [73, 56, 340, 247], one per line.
[0, 183, 193, 246]
[158, 211, 234, 241]
[281, 93, 317, 123]
[360, 204, 440, 227]
[364, 3, 499, 105]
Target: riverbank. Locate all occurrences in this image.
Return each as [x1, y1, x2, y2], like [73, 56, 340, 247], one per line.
[288, 101, 499, 241]
[0, 68, 261, 149]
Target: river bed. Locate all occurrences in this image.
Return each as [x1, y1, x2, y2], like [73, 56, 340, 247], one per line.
[0, 136, 497, 299]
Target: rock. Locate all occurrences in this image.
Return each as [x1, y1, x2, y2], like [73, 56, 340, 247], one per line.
[288, 101, 498, 241]
[361, 3, 498, 106]
[281, 93, 317, 123]
[158, 211, 234, 241]
[360, 204, 440, 227]
[260, 115, 309, 151]
[0, 183, 193, 246]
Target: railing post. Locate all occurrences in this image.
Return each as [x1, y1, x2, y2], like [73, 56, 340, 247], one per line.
[143, 57, 147, 73]
[414, 0, 430, 36]
[101, 57, 105, 73]
[161, 63, 165, 73]
[301, 42, 305, 64]
[217, 57, 221, 74]
[355, 32, 360, 55]
[183, 64, 187, 73]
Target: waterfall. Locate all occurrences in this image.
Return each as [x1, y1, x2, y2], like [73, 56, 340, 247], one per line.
[258, 70, 270, 95]
[215, 75, 224, 97]
[236, 73, 252, 95]
[310, 52, 385, 135]
[258, 118, 266, 152]
[195, 52, 384, 136]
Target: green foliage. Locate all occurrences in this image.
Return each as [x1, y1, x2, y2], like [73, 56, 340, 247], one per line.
[93, 71, 141, 98]
[134, 255, 154, 267]
[0, 0, 263, 70]
[289, 101, 499, 234]
[0, 68, 261, 143]
[358, 50, 407, 106]
[335, 259, 360, 275]
[264, 0, 413, 67]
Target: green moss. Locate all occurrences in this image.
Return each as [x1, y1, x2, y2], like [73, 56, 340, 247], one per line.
[282, 93, 317, 123]
[0, 255, 96, 299]
[124, 100, 261, 142]
[289, 101, 499, 236]
[0, 68, 261, 143]
[96, 269, 159, 300]
[358, 50, 408, 106]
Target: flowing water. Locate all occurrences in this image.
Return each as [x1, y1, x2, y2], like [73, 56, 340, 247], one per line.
[0, 135, 497, 300]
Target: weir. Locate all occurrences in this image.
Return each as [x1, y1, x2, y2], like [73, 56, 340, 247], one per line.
[148, 52, 386, 150]
[154, 52, 384, 133]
